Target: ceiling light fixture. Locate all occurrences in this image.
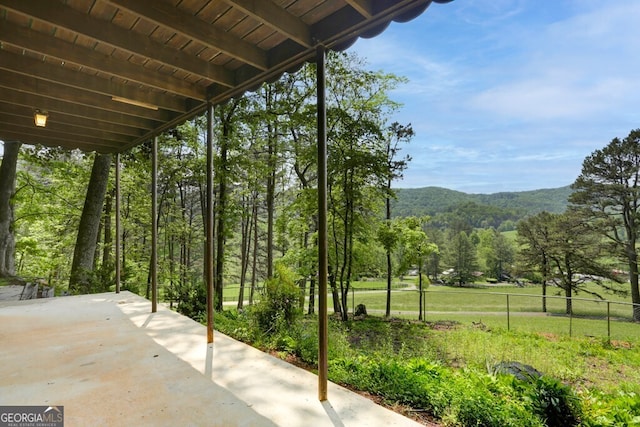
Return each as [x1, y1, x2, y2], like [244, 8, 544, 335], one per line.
[112, 96, 158, 111]
[34, 110, 48, 127]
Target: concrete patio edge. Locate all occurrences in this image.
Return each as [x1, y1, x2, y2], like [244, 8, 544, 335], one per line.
[0, 291, 423, 427]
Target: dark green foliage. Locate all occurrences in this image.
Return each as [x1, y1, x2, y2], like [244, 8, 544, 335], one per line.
[251, 264, 302, 334]
[330, 357, 541, 426]
[392, 186, 572, 230]
[443, 231, 478, 285]
[527, 376, 582, 427]
[175, 282, 207, 321]
[581, 388, 640, 426]
[570, 129, 640, 321]
[214, 311, 640, 427]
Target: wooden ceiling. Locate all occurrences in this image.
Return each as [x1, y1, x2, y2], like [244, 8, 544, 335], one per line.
[0, 0, 449, 153]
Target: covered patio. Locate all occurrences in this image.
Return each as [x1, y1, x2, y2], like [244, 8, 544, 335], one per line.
[0, 292, 426, 426]
[0, 0, 451, 411]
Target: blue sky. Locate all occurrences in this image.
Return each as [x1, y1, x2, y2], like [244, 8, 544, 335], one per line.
[348, 0, 640, 193]
[2, 1, 638, 194]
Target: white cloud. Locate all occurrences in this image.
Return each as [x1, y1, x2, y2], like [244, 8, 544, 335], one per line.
[469, 2, 640, 122]
[353, 0, 640, 192]
[471, 77, 634, 121]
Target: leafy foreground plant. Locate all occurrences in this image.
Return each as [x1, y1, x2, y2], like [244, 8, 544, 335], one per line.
[214, 312, 640, 426]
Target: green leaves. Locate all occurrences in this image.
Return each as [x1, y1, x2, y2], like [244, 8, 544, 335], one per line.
[570, 128, 640, 320]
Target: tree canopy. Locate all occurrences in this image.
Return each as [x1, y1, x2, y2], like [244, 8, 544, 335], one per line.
[570, 129, 640, 321]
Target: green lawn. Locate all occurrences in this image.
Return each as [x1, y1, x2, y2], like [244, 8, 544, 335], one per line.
[210, 279, 639, 341]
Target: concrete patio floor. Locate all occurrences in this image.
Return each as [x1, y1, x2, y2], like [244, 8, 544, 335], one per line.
[0, 291, 423, 426]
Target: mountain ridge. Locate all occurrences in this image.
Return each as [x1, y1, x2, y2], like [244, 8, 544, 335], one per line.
[391, 185, 573, 223]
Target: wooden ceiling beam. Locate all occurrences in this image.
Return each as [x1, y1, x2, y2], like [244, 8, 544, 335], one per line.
[0, 69, 173, 122]
[0, 112, 133, 144]
[224, 0, 313, 48]
[0, 130, 122, 153]
[0, 0, 235, 88]
[105, 0, 269, 71]
[0, 88, 159, 131]
[0, 102, 144, 138]
[0, 21, 205, 100]
[344, 0, 374, 18]
[0, 126, 125, 152]
[0, 50, 186, 113]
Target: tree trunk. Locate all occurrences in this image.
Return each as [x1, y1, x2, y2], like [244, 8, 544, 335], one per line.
[69, 153, 112, 293]
[266, 131, 276, 279]
[249, 197, 259, 305]
[168, 230, 175, 309]
[565, 286, 572, 315]
[214, 119, 230, 311]
[0, 141, 20, 277]
[102, 191, 113, 271]
[308, 277, 316, 315]
[329, 265, 341, 315]
[238, 193, 252, 310]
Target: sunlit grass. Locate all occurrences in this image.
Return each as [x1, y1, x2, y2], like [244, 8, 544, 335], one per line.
[215, 279, 639, 341]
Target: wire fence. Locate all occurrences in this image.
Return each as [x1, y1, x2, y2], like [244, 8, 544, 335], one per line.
[215, 285, 639, 342]
[352, 288, 639, 342]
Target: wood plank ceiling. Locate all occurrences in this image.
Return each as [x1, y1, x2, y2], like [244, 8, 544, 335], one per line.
[0, 0, 449, 153]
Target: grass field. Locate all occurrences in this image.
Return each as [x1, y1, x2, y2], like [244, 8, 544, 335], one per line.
[206, 276, 640, 425]
[214, 280, 640, 425]
[217, 277, 640, 342]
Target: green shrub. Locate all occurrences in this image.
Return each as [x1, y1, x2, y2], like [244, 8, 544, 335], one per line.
[251, 264, 302, 335]
[526, 376, 582, 427]
[581, 389, 640, 426]
[213, 311, 638, 427]
[215, 309, 252, 342]
[175, 282, 207, 319]
[330, 356, 541, 427]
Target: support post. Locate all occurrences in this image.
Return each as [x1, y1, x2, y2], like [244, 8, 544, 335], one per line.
[506, 294, 510, 331]
[316, 45, 329, 402]
[115, 152, 121, 294]
[607, 301, 611, 344]
[569, 300, 573, 337]
[206, 102, 215, 344]
[151, 137, 158, 313]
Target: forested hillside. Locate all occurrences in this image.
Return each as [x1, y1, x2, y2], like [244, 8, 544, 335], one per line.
[392, 186, 572, 229]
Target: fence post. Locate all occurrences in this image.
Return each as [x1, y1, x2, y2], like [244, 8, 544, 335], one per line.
[569, 302, 573, 337]
[607, 301, 611, 344]
[352, 286, 355, 316]
[506, 294, 510, 331]
[424, 289, 427, 321]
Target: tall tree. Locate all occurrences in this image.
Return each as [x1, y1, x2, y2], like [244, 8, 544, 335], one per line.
[477, 228, 514, 281]
[0, 141, 21, 277]
[444, 231, 477, 285]
[14, 147, 90, 284]
[381, 122, 412, 317]
[517, 212, 554, 312]
[398, 216, 437, 320]
[325, 51, 405, 320]
[377, 219, 400, 317]
[214, 104, 232, 310]
[544, 211, 618, 315]
[69, 153, 112, 293]
[570, 129, 640, 321]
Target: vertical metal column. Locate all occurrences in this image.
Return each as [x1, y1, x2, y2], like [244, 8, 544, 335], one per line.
[316, 45, 329, 402]
[206, 102, 215, 344]
[151, 136, 158, 313]
[115, 152, 121, 294]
